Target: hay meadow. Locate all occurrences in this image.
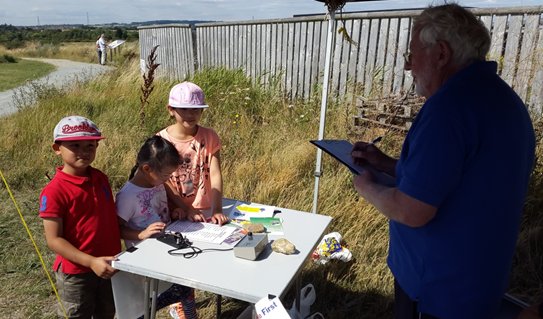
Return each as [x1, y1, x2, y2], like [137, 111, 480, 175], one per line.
[0, 42, 541, 318]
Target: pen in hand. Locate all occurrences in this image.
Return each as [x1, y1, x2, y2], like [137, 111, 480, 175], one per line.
[370, 136, 383, 145]
[361, 136, 383, 154]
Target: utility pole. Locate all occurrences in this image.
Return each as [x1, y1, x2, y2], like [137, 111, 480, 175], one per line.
[37, 16, 40, 26]
[86, 12, 89, 25]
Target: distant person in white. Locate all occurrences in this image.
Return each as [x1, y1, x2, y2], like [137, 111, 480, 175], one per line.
[96, 34, 107, 65]
[95, 35, 102, 64]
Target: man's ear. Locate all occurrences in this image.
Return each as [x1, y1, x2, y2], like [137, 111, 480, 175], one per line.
[437, 40, 453, 68]
[52, 143, 61, 155]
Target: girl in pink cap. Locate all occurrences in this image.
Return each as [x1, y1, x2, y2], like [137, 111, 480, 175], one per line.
[157, 81, 227, 226]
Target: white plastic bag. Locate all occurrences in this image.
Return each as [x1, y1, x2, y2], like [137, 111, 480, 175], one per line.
[311, 232, 352, 265]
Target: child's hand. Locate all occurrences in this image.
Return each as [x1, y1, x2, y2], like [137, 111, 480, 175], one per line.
[90, 256, 118, 279]
[139, 222, 166, 240]
[186, 208, 206, 222]
[209, 212, 228, 225]
[170, 208, 186, 220]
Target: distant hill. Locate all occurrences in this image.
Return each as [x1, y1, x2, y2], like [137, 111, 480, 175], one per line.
[8, 20, 217, 29]
[129, 20, 216, 27]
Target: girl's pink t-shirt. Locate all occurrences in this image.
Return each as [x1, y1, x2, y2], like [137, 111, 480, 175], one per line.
[158, 126, 221, 210]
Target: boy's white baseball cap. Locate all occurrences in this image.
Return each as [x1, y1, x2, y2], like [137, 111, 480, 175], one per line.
[53, 116, 105, 142]
[168, 81, 209, 109]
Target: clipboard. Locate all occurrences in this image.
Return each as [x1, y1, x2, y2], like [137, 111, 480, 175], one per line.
[310, 139, 396, 186]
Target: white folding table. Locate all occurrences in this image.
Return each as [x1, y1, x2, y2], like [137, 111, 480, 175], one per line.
[112, 198, 332, 319]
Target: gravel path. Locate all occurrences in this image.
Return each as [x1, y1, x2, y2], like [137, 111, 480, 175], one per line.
[0, 58, 113, 117]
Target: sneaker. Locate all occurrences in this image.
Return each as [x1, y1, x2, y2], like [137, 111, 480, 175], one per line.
[168, 302, 186, 319]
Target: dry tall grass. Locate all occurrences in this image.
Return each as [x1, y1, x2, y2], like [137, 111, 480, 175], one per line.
[0, 53, 541, 318]
[1, 41, 138, 64]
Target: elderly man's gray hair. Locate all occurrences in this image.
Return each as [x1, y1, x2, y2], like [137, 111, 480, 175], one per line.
[414, 3, 491, 66]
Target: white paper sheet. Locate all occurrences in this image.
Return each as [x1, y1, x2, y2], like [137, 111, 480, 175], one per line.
[227, 201, 276, 221]
[254, 296, 291, 319]
[166, 220, 236, 244]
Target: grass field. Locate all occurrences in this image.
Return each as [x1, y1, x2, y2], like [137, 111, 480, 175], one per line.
[1, 41, 138, 65]
[0, 58, 56, 92]
[0, 44, 541, 318]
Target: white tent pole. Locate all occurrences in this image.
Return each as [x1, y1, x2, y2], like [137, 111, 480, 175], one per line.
[311, 10, 336, 214]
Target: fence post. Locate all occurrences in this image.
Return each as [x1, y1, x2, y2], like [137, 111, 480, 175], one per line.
[191, 24, 198, 72]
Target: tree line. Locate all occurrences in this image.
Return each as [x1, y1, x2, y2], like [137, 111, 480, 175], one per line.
[0, 24, 139, 49]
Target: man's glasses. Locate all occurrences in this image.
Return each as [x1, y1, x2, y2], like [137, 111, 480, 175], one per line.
[403, 51, 412, 65]
[403, 44, 433, 65]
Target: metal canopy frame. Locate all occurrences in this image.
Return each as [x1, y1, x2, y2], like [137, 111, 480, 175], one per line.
[311, 0, 384, 214]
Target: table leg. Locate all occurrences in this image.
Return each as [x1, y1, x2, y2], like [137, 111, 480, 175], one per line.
[150, 279, 159, 319]
[143, 277, 159, 319]
[216, 294, 222, 318]
[144, 277, 150, 319]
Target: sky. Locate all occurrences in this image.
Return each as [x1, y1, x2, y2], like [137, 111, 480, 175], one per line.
[0, 0, 541, 26]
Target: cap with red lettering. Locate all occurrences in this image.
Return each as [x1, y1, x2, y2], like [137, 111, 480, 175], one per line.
[53, 116, 105, 142]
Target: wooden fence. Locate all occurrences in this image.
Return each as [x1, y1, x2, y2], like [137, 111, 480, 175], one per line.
[139, 24, 196, 80]
[138, 6, 543, 115]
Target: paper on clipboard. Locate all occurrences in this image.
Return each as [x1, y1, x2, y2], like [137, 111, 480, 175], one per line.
[310, 139, 396, 187]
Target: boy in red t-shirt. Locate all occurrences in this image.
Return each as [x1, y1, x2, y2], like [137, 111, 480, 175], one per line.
[39, 115, 121, 318]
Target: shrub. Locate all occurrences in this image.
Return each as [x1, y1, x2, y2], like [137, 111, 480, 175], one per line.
[0, 54, 17, 63]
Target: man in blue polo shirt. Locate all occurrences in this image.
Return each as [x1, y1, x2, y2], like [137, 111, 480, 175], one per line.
[351, 4, 535, 319]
